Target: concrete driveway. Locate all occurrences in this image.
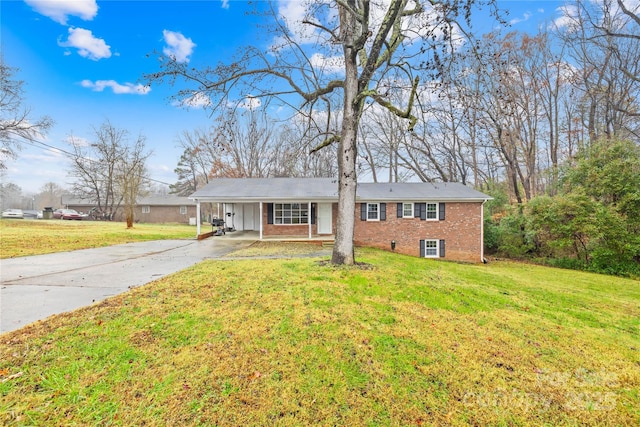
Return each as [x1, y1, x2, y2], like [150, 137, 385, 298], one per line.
[0, 237, 254, 334]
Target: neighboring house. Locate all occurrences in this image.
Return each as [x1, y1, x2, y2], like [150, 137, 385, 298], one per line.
[134, 196, 197, 224]
[62, 195, 197, 224]
[190, 178, 492, 262]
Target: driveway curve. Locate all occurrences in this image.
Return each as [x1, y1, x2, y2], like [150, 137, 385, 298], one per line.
[0, 238, 254, 334]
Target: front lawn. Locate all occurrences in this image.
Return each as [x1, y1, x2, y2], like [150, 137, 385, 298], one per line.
[0, 220, 196, 258]
[1, 248, 638, 425]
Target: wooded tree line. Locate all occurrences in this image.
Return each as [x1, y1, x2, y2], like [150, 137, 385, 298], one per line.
[160, 0, 639, 272]
[171, 1, 640, 201]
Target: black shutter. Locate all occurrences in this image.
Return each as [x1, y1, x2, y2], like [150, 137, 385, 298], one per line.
[311, 203, 316, 224]
[414, 203, 420, 218]
[397, 203, 403, 218]
[420, 203, 427, 221]
[439, 239, 445, 258]
[360, 203, 367, 221]
[439, 203, 445, 221]
[267, 203, 274, 224]
[420, 240, 425, 257]
[380, 203, 386, 221]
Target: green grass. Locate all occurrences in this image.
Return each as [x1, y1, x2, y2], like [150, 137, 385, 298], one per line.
[0, 219, 196, 258]
[1, 247, 638, 426]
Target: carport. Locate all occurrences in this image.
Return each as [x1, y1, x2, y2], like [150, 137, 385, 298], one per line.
[190, 178, 338, 241]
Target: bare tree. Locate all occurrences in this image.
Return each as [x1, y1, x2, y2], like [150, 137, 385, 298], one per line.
[37, 182, 66, 209]
[0, 61, 53, 169]
[118, 137, 151, 228]
[68, 120, 151, 222]
[216, 108, 277, 177]
[561, 1, 640, 144]
[148, 0, 497, 265]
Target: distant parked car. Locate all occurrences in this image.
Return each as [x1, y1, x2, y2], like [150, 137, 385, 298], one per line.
[1, 209, 24, 219]
[53, 209, 84, 220]
[22, 210, 41, 219]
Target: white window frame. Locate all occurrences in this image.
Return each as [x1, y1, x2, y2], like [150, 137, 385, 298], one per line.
[367, 203, 380, 221]
[180, 206, 187, 215]
[402, 202, 414, 218]
[424, 239, 439, 257]
[142, 206, 150, 214]
[426, 203, 438, 220]
[274, 202, 309, 225]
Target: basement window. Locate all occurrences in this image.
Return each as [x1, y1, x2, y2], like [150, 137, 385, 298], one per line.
[424, 239, 438, 257]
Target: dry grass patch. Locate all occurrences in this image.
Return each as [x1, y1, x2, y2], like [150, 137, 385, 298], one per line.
[0, 220, 195, 258]
[226, 241, 331, 258]
[1, 249, 638, 426]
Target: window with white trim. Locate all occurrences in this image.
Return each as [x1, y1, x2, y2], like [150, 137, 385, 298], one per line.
[424, 239, 438, 257]
[275, 203, 309, 224]
[142, 206, 150, 214]
[402, 202, 413, 218]
[367, 203, 379, 221]
[426, 203, 438, 220]
[180, 206, 187, 215]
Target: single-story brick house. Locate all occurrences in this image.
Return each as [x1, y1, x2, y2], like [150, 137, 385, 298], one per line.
[62, 195, 197, 224]
[190, 178, 491, 262]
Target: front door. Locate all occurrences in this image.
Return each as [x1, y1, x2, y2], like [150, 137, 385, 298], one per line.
[317, 203, 332, 234]
[243, 204, 254, 231]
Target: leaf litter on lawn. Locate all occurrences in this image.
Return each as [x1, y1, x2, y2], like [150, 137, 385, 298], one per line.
[0, 247, 638, 426]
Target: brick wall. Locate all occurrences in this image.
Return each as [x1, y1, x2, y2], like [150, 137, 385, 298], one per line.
[261, 203, 338, 236]
[258, 201, 484, 262]
[353, 201, 484, 262]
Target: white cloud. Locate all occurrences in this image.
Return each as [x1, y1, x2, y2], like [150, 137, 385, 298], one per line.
[58, 27, 111, 60]
[80, 80, 151, 95]
[221, 0, 230, 10]
[173, 92, 212, 109]
[25, 0, 98, 25]
[510, 12, 532, 26]
[237, 95, 262, 110]
[309, 53, 344, 74]
[65, 135, 90, 147]
[162, 30, 196, 63]
[277, 0, 319, 43]
[553, 4, 580, 31]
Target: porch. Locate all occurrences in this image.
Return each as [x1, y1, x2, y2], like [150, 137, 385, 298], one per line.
[198, 229, 335, 245]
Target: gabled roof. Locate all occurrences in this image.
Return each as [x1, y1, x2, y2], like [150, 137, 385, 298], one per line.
[357, 182, 490, 201]
[63, 195, 195, 206]
[137, 196, 195, 206]
[190, 178, 491, 202]
[190, 178, 338, 202]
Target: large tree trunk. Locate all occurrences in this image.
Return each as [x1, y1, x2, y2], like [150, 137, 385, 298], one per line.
[331, 3, 360, 266]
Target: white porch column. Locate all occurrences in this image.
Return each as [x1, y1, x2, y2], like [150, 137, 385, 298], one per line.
[480, 200, 486, 262]
[196, 199, 201, 237]
[259, 201, 263, 240]
[308, 201, 312, 239]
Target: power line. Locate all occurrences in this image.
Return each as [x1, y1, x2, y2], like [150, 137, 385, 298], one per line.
[20, 139, 173, 187]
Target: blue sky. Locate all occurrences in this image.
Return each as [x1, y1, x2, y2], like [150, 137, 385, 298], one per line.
[2, 0, 565, 194]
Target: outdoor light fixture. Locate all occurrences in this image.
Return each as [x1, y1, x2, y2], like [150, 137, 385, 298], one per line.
[391, 240, 396, 251]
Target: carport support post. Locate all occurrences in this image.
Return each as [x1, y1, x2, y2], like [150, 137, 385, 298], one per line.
[196, 199, 201, 236]
[259, 202, 263, 240]
[308, 202, 312, 239]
